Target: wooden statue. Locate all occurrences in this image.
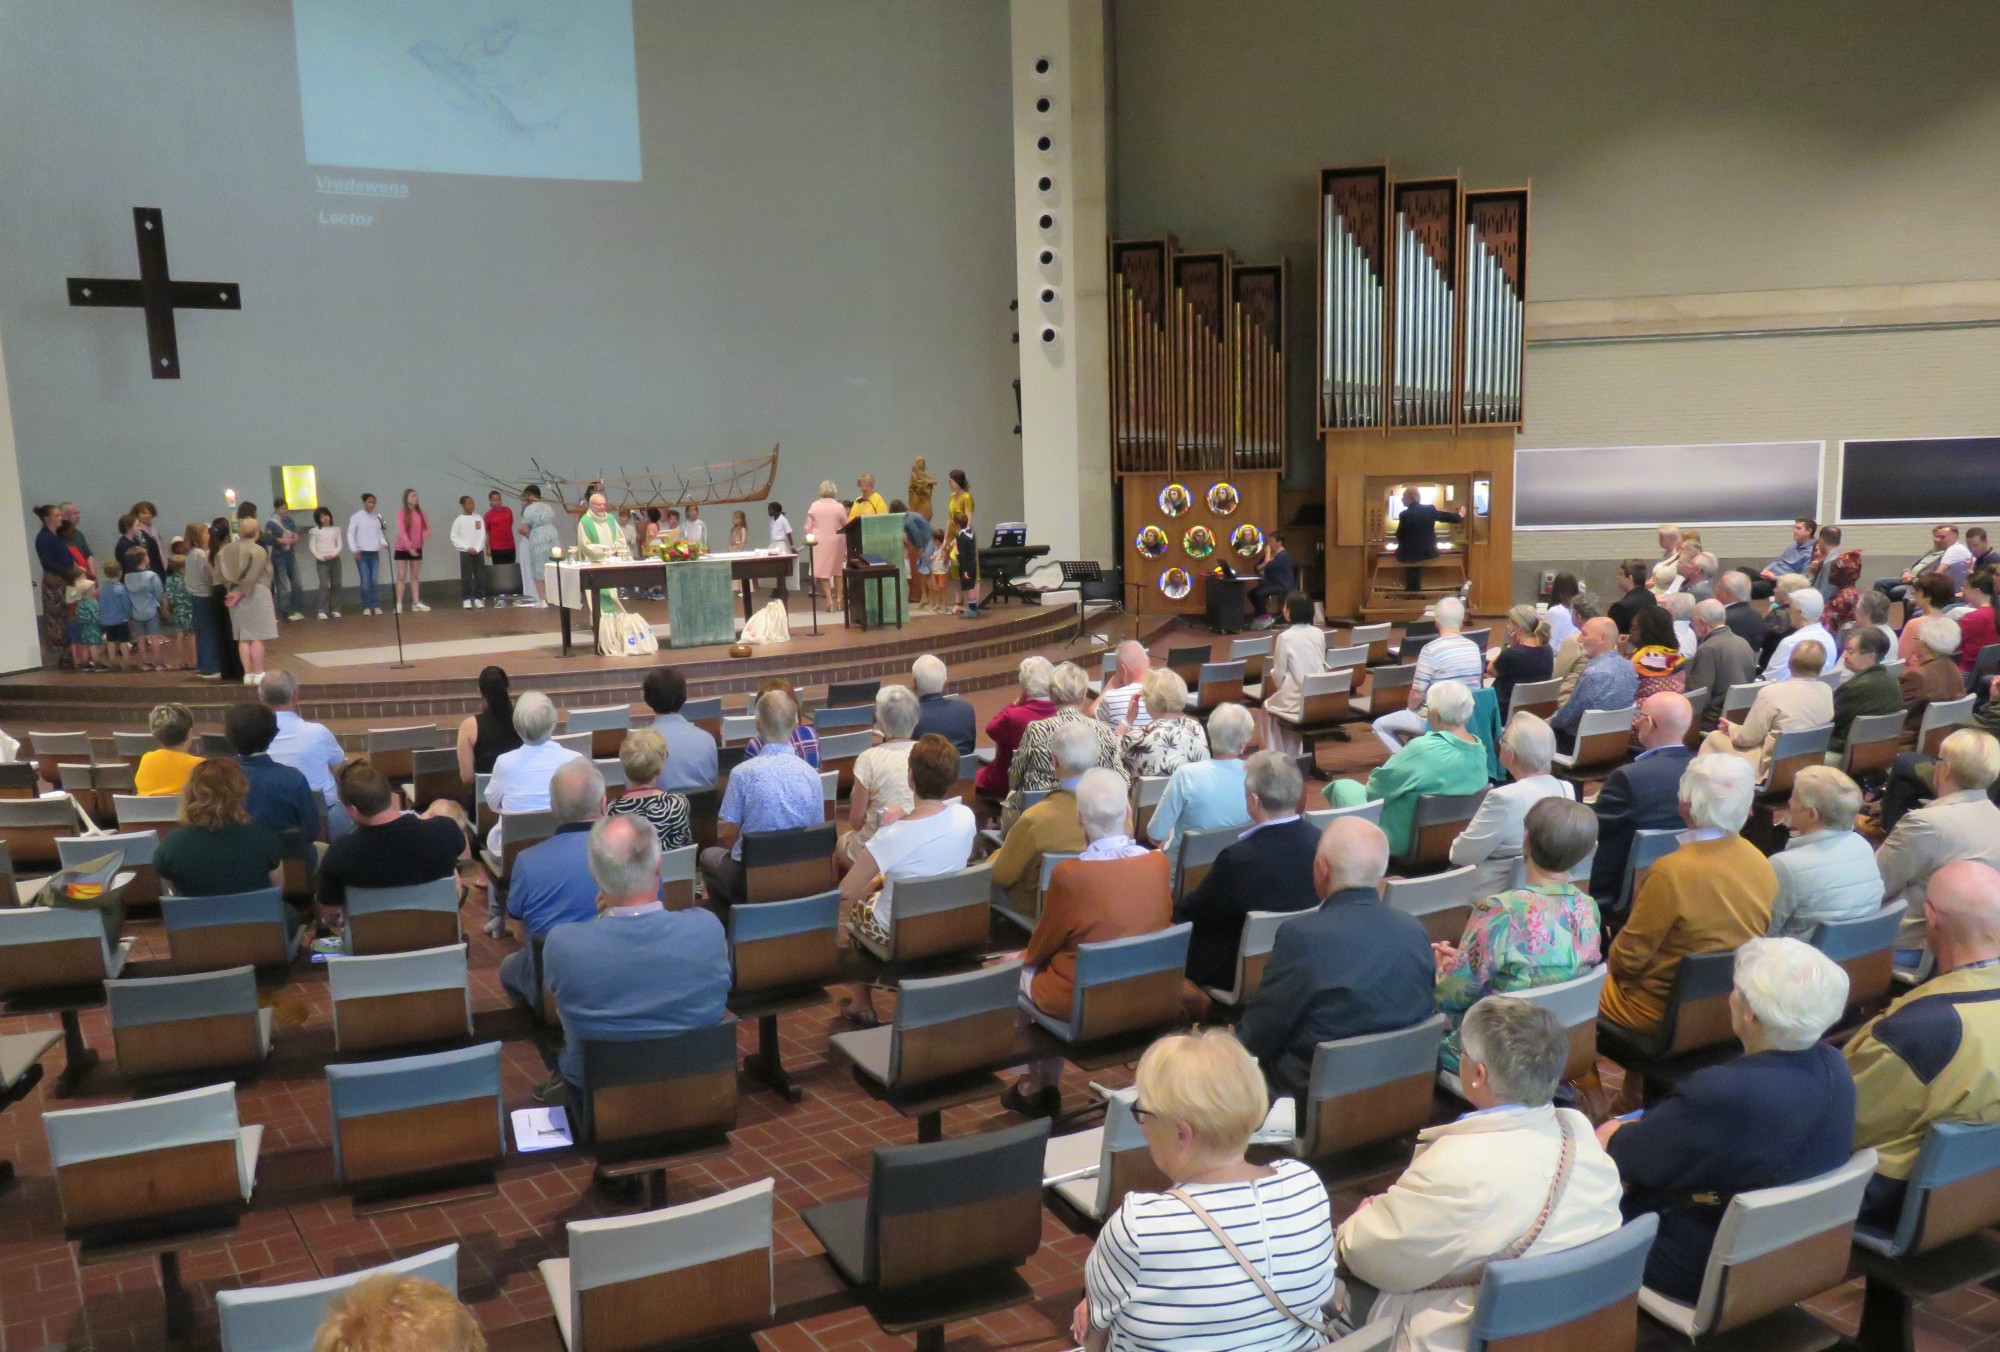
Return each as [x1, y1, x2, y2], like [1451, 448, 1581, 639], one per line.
[907, 456, 936, 520]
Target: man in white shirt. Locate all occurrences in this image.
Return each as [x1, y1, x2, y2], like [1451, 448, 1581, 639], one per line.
[258, 669, 349, 837]
[1448, 712, 1576, 897]
[345, 493, 387, 615]
[1094, 640, 1152, 729]
[481, 691, 585, 858]
[1764, 587, 1835, 683]
[1939, 525, 1974, 592]
[448, 497, 488, 608]
[681, 503, 707, 547]
[1373, 596, 1485, 753]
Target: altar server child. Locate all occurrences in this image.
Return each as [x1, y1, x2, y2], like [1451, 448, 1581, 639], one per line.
[65, 569, 104, 671]
[97, 558, 133, 669]
[682, 503, 707, 547]
[767, 501, 793, 599]
[926, 527, 949, 612]
[729, 511, 749, 551]
[450, 496, 489, 608]
[165, 548, 195, 669]
[122, 547, 166, 669]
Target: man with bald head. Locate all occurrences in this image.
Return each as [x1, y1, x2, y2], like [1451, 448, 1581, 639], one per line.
[1588, 693, 1696, 909]
[1549, 617, 1639, 751]
[1682, 598, 1758, 733]
[1237, 817, 1437, 1096]
[1848, 860, 2000, 1227]
[1093, 639, 1153, 730]
[498, 758, 607, 1012]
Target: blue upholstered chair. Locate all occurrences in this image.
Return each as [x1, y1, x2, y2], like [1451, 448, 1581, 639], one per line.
[106, 966, 272, 1081]
[1383, 865, 1480, 944]
[1759, 723, 1834, 796]
[1850, 1123, 2000, 1352]
[848, 862, 992, 964]
[216, 1244, 458, 1352]
[1550, 704, 1636, 779]
[1808, 900, 1906, 1014]
[575, 1020, 739, 1205]
[0, 794, 77, 868]
[1194, 658, 1247, 713]
[342, 877, 462, 956]
[326, 944, 473, 1054]
[58, 829, 157, 905]
[679, 696, 723, 741]
[160, 887, 302, 973]
[325, 1041, 504, 1189]
[1294, 1014, 1448, 1161]
[816, 729, 875, 797]
[1439, 967, 1608, 1103]
[1598, 947, 1740, 1095]
[1041, 1087, 1168, 1226]
[1019, 923, 1191, 1045]
[1398, 791, 1490, 875]
[1202, 909, 1295, 1009]
[540, 1180, 775, 1352]
[988, 850, 1072, 932]
[832, 961, 1029, 1140]
[1464, 1214, 1657, 1352]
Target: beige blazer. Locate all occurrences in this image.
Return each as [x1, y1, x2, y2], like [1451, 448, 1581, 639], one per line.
[1878, 789, 2000, 947]
[1699, 675, 1832, 779]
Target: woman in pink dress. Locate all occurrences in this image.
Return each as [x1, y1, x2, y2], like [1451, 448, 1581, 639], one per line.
[805, 481, 849, 604]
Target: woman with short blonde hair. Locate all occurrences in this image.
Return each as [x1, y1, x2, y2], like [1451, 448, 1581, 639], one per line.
[604, 727, 692, 854]
[312, 1273, 486, 1352]
[135, 702, 203, 797]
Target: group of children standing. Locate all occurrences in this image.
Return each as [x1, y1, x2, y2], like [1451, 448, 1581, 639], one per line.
[61, 540, 193, 672]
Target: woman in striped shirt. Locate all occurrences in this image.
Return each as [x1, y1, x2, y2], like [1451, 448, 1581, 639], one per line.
[1080, 1030, 1335, 1351]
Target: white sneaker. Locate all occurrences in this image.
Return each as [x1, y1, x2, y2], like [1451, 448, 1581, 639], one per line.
[317, 611, 328, 620]
[242, 673, 259, 685]
[462, 600, 473, 609]
[331, 610, 342, 618]
[286, 612, 305, 621]
[473, 599, 484, 608]
[412, 602, 431, 612]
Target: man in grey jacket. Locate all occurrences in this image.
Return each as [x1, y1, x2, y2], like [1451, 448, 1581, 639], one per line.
[1681, 600, 1758, 734]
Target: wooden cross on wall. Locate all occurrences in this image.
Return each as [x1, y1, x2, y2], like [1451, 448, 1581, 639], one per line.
[67, 207, 241, 379]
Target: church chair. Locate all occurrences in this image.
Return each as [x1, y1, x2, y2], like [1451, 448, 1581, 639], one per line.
[1598, 947, 1739, 1103]
[1041, 1086, 1170, 1229]
[0, 839, 21, 907]
[820, 768, 839, 821]
[1851, 1122, 2000, 1352]
[217, 1244, 459, 1352]
[113, 791, 182, 838]
[740, 821, 839, 903]
[27, 729, 93, 788]
[1323, 640, 1370, 676]
[952, 751, 980, 805]
[325, 1041, 505, 1195]
[361, 723, 442, 783]
[1019, 923, 1191, 1053]
[1759, 723, 1833, 798]
[0, 761, 39, 799]
[109, 729, 159, 763]
[58, 830, 159, 907]
[106, 965, 272, 1082]
[493, 808, 558, 887]
[409, 746, 464, 811]
[662, 844, 698, 909]
[1808, 901, 1905, 1018]
[1551, 704, 1637, 782]
[1464, 1214, 1657, 1352]
[1272, 669, 1361, 763]
[1637, 1150, 1876, 1348]
[717, 744, 750, 782]
[1293, 1014, 1449, 1162]
[1881, 658, 1906, 684]
[1439, 967, 1608, 1104]
[801, 1118, 1050, 1352]
[1613, 828, 1684, 924]
[328, 944, 473, 1054]
[1970, 642, 2000, 704]
[826, 678, 881, 709]
[721, 714, 758, 745]
[817, 729, 875, 798]
[474, 773, 494, 838]
[1131, 774, 1170, 843]
[1841, 711, 1908, 781]
[541, 1180, 776, 1352]
[1336, 621, 1393, 665]
[685, 786, 721, 851]
[198, 733, 236, 757]
[1915, 693, 1974, 756]
[681, 695, 724, 743]
[1394, 790, 1489, 875]
[1506, 676, 1563, 723]
[1173, 824, 1245, 903]
[814, 703, 876, 733]
[575, 1019, 740, 1207]
[553, 730, 594, 758]
[343, 877, 461, 955]
[1462, 627, 1492, 653]
[987, 850, 1075, 932]
[1306, 797, 1385, 831]
[44, 1081, 263, 1339]
[1165, 642, 1212, 687]
[1357, 661, 1417, 719]
[848, 862, 992, 965]
[728, 890, 842, 1102]
[57, 760, 137, 826]
[1720, 681, 1766, 725]
[0, 903, 133, 1094]
[832, 961, 1036, 1142]
[1201, 909, 1295, 1013]
[1192, 658, 1247, 716]
[1395, 617, 1439, 657]
[1230, 632, 1272, 689]
[564, 703, 632, 758]
[0, 1029, 61, 1184]
[161, 888, 304, 974]
[593, 756, 628, 792]
[1384, 865, 1479, 944]
[486, 558, 522, 598]
[0, 794, 79, 869]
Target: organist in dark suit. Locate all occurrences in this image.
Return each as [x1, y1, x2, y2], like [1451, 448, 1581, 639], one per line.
[1395, 487, 1462, 594]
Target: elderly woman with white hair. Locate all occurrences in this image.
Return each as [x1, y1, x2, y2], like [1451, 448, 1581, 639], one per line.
[1338, 679, 1488, 860]
[1599, 754, 1777, 1035]
[987, 721, 1097, 920]
[1119, 667, 1213, 779]
[1447, 712, 1576, 897]
[976, 655, 1057, 799]
[1146, 701, 1253, 859]
[1338, 996, 1624, 1352]
[1767, 766, 1885, 939]
[1010, 766, 1171, 1116]
[1008, 661, 1123, 808]
[1600, 938, 1855, 1302]
[1699, 637, 1834, 779]
[479, 689, 583, 863]
[835, 685, 922, 868]
[1076, 1030, 1336, 1352]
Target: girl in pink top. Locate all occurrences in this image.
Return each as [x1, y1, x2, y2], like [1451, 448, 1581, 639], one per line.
[394, 488, 431, 613]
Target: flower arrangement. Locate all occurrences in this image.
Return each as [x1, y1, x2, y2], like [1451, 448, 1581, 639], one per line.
[651, 538, 707, 562]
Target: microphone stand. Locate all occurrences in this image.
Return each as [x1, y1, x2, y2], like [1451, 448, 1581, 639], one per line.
[380, 517, 413, 670]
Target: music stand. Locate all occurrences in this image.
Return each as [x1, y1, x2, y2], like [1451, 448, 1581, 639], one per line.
[1056, 560, 1108, 643]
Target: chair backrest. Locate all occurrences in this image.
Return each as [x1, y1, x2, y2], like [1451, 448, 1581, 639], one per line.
[1919, 694, 1976, 756]
[1305, 798, 1385, 831]
[1383, 866, 1480, 944]
[325, 1041, 504, 1184]
[1809, 901, 1907, 1010]
[882, 862, 992, 963]
[1230, 634, 1272, 682]
[30, 730, 94, 771]
[816, 730, 875, 788]
[217, 1246, 458, 1352]
[826, 678, 881, 708]
[342, 877, 462, 956]
[552, 730, 594, 758]
[110, 730, 159, 758]
[1466, 1214, 1657, 1352]
[0, 839, 16, 906]
[1565, 705, 1637, 772]
[728, 891, 842, 993]
[1165, 643, 1212, 685]
[1659, 947, 1741, 1058]
[953, 751, 981, 802]
[327, 944, 474, 1053]
[1402, 789, 1489, 869]
[1217, 910, 1294, 1005]
[579, 1019, 739, 1156]
[114, 792, 184, 833]
[0, 761, 39, 799]
[565, 704, 633, 758]
[1842, 711, 1908, 778]
[1880, 1121, 2000, 1258]
[1722, 681, 1766, 720]
[1131, 774, 1172, 842]
[364, 724, 439, 779]
[1762, 723, 1833, 795]
[819, 769, 839, 820]
[1507, 677, 1563, 722]
[1344, 622, 1393, 663]
[1174, 824, 1247, 900]
[740, 821, 839, 902]
[1462, 627, 1492, 653]
[1196, 659, 1246, 709]
[1366, 663, 1417, 712]
[661, 844, 698, 910]
[106, 965, 266, 1080]
[813, 703, 875, 733]
[43, 1080, 250, 1231]
[408, 747, 463, 811]
[0, 905, 120, 994]
[161, 888, 298, 973]
[1068, 923, 1191, 1041]
[499, 809, 558, 880]
[1301, 1014, 1449, 1158]
[1683, 1149, 1876, 1336]
[1619, 828, 1684, 915]
[1298, 667, 1355, 725]
[685, 786, 721, 851]
[1323, 642, 1369, 673]
[721, 714, 758, 745]
[861, 1116, 1050, 1287]
[1400, 634, 1436, 666]
[0, 795, 80, 867]
[1086, 1088, 1174, 1220]
[58, 829, 159, 906]
[1504, 967, 1610, 1086]
[680, 695, 724, 739]
[594, 756, 628, 792]
[563, 1180, 775, 1351]
[888, 960, 1025, 1085]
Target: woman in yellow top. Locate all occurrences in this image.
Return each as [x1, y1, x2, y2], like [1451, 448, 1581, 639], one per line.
[947, 468, 974, 530]
[134, 702, 203, 796]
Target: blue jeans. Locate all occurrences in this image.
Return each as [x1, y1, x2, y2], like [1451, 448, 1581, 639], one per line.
[356, 552, 380, 610]
[191, 596, 219, 674]
[271, 550, 301, 615]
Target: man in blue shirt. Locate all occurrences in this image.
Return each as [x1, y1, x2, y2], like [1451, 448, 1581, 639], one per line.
[264, 498, 304, 621]
[698, 689, 823, 907]
[911, 654, 977, 754]
[259, 670, 349, 837]
[1757, 516, 1817, 600]
[542, 814, 730, 1109]
[1549, 618, 1639, 750]
[642, 666, 718, 792]
[224, 702, 323, 843]
[499, 759, 606, 1013]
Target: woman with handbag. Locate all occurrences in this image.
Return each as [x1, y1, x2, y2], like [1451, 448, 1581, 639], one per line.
[1077, 1029, 1335, 1351]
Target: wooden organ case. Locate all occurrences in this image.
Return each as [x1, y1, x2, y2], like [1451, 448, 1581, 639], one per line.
[1110, 238, 1287, 616]
[1319, 166, 1529, 619]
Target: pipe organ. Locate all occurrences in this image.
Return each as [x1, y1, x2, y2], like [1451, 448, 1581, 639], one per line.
[1460, 190, 1527, 425]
